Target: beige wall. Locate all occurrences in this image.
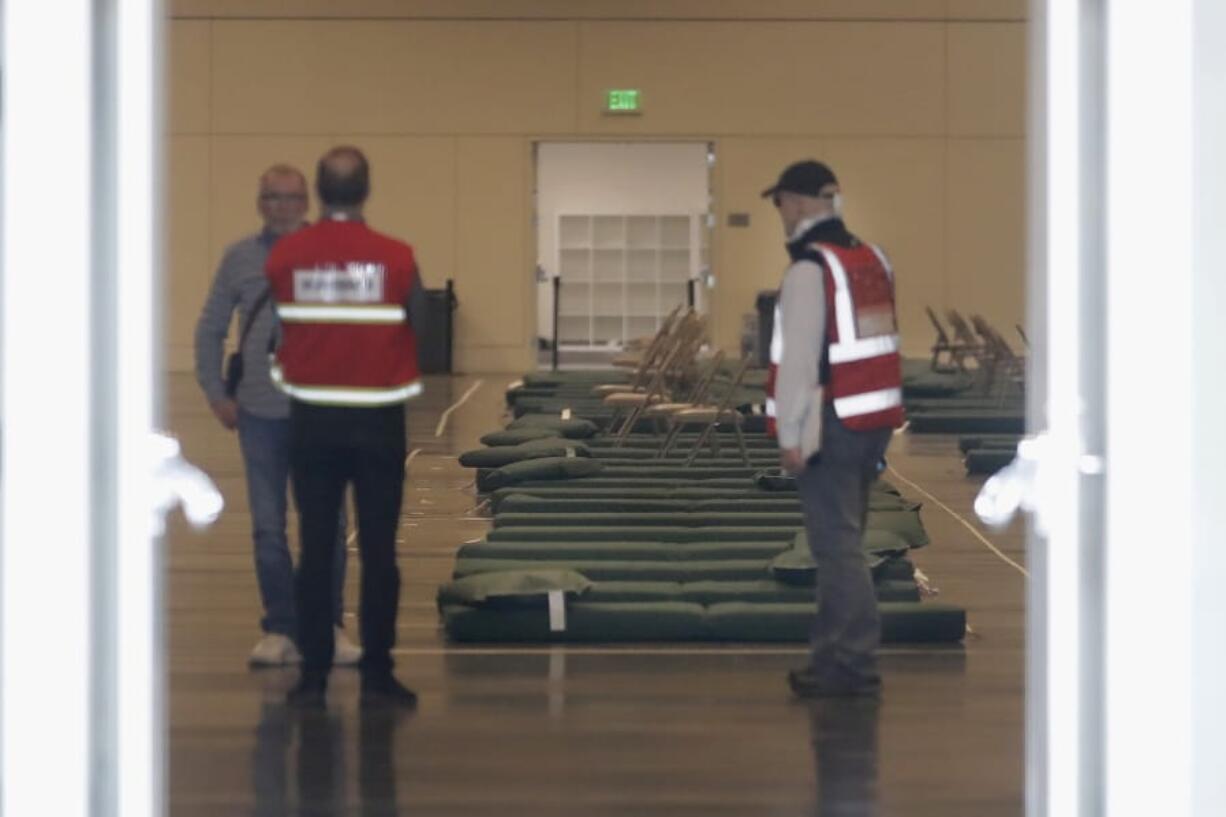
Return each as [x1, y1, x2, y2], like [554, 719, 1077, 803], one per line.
[167, 2, 1026, 372]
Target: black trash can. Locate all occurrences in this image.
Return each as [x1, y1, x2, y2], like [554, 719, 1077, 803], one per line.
[755, 290, 777, 368]
[417, 279, 457, 374]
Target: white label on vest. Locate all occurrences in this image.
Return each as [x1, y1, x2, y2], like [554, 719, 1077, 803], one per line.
[855, 304, 897, 339]
[293, 263, 386, 303]
[547, 591, 566, 632]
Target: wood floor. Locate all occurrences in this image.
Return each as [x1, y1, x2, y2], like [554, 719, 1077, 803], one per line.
[165, 372, 1026, 816]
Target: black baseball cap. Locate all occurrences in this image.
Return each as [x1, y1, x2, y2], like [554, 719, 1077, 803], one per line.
[761, 160, 839, 199]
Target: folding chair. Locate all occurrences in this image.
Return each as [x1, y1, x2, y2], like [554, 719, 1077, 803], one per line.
[608, 305, 684, 372]
[604, 342, 686, 440]
[620, 303, 688, 357]
[592, 308, 691, 397]
[945, 310, 986, 364]
[970, 315, 1026, 404]
[606, 316, 709, 442]
[946, 309, 994, 388]
[640, 349, 727, 433]
[925, 306, 974, 373]
[657, 356, 753, 467]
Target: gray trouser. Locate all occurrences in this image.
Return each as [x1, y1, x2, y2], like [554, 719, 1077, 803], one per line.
[795, 404, 892, 685]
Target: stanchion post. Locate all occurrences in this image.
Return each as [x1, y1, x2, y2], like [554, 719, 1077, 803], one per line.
[552, 276, 561, 371]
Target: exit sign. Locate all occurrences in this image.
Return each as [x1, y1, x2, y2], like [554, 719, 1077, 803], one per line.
[605, 89, 642, 114]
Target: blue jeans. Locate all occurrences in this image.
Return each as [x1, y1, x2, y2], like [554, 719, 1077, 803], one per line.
[238, 410, 347, 638]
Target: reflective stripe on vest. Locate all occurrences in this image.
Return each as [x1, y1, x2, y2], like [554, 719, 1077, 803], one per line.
[832, 386, 902, 419]
[765, 303, 783, 423]
[270, 363, 423, 406]
[817, 247, 900, 365]
[276, 303, 407, 324]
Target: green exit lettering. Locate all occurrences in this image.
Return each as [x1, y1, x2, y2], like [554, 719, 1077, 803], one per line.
[605, 89, 641, 114]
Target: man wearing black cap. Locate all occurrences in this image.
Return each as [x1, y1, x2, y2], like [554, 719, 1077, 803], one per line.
[763, 160, 906, 698]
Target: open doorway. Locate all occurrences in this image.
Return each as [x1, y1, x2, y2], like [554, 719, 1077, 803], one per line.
[534, 141, 713, 369]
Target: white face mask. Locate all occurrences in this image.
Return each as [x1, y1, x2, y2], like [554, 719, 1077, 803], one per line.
[831, 192, 844, 217]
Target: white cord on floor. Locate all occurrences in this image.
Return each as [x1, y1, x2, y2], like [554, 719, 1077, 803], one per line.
[434, 379, 485, 437]
[887, 464, 1030, 578]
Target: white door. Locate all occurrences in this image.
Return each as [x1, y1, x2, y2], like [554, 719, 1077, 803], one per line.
[0, 4, 216, 816]
[535, 142, 712, 360]
[998, 2, 1226, 815]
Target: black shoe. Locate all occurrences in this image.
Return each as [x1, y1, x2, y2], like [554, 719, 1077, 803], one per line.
[361, 673, 418, 709]
[286, 674, 327, 709]
[788, 666, 881, 699]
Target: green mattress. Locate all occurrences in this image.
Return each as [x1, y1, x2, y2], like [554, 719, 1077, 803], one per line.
[521, 370, 632, 386]
[958, 435, 1022, 454]
[459, 438, 591, 468]
[456, 531, 911, 564]
[484, 525, 800, 543]
[488, 487, 917, 514]
[451, 555, 916, 584]
[965, 449, 1015, 475]
[494, 492, 918, 514]
[441, 600, 965, 643]
[489, 510, 928, 548]
[437, 578, 919, 608]
[506, 415, 600, 438]
[907, 411, 1025, 434]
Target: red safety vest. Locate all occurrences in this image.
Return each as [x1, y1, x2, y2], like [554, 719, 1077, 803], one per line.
[766, 241, 904, 434]
[265, 217, 422, 406]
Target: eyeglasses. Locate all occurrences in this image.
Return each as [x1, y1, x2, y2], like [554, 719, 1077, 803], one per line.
[260, 192, 307, 204]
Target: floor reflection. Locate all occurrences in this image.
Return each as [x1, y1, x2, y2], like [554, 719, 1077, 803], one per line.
[251, 687, 408, 816]
[809, 698, 881, 817]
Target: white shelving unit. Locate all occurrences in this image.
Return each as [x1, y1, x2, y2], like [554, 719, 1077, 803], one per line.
[556, 213, 706, 348]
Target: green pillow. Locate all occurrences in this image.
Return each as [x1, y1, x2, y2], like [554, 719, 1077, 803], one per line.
[792, 529, 912, 557]
[480, 427, 559, 447]
[768, 545, 817, 585]
[866, 509, 930, 548]
[507, 415, 599, 439]
[437, 569, 592, 608]
[754, 470, 797, 492]
[482, 456, 606, 490]
[769, 531, 910, 586]
[459, 438, 590, 468]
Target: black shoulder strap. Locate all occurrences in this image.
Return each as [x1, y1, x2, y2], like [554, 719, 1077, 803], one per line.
[798, 244, 833, 386]
[237, 288, 271, 352]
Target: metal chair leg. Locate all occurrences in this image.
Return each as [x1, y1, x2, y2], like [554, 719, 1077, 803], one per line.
[733, 421, 750, 467]
[658, 420, 685, 458]
[607, 406, 625, 436]
[685, 422, 716, 467]
[616, 404, 646, 446]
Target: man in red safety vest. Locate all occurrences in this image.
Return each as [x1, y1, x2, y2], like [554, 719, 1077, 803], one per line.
[267, 146, 427, 709]
[763, 160, 905, 698]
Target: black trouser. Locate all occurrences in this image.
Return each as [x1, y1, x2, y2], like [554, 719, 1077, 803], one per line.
[289, 400, 406, 677]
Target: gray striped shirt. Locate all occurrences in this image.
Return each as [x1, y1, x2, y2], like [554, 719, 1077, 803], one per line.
[194, 232, 289, 418]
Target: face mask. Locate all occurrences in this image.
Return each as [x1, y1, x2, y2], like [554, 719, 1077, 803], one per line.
[831, 192, 844, 217]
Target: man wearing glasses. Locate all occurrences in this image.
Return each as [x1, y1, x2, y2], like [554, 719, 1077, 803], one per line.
[194, 164, 361, 667]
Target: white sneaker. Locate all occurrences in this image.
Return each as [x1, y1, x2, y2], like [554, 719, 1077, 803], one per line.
[249, 634, 302, 667]
[333, 626, 363, 666]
